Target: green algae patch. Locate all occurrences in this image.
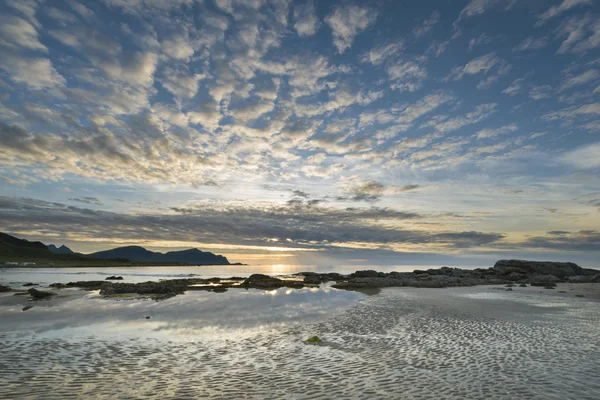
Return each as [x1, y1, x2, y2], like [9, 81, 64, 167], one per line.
[305, 336, 321, 343]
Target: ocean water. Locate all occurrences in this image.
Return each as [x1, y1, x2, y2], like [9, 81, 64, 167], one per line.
[0, 264, 465, 286]
[0, 271, 599, 399]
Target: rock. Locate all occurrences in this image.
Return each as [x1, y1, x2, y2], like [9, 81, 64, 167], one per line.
[559, 291, 567, 293]
[519, 283, 527, 287]
[575, 294, 585, 298]
[105, 276, 124, 280]
[28, 288, 55, 299]
[22, 305, 34, 311]
[506, 288, 513, 291]
[305, 336, 321, 343]
[353, 270, 380, 278]
[591, 275, 600, 283]
[530, 275, 559, 286]
[212, 287, 228, 293]
[145, 316, 150, 319]
[493, 260, 584, 278]
[49, 283, 66, 289]
[0, 285, 11, 292]
[303, 275, 321, 285]
[22, 283, 38, 287]
[543, 286, 555, 290]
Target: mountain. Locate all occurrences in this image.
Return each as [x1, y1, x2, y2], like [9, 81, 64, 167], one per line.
[0, 232, 54, 258]
[47, 244, 75, 254]
[86, 246, 230, 265]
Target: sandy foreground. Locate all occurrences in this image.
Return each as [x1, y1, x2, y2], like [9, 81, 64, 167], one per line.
[0, 283, 598, 399]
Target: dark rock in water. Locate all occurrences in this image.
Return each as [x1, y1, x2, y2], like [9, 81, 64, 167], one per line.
[22, 305, 34, 311]
[105, 276, 124, 280]
[28, 288, 55, 299]
[303, 275, 321, 285]
[212, 287, 228, 293]
[543, 286, 555, 290]
[506, 288, 513, 291]
[559, 291, 567, 293]
[241, 274, 287, 289]
[575, 294, 585, 298]
[49, 283, 66, 289]
[519, 283, 527, 287]
[145, 316, 150, 319]
[0, 285, 11, 292]
[353, 270, 380, 278]
[22, 283, 38, 287]
[493, 260, 590, 278]
[305, 336, 321, 343]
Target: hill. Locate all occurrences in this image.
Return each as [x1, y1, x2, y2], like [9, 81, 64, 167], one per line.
[0, 232, 55, 259]
[47, 244, 75, 254]
[87, 246, 230, 265]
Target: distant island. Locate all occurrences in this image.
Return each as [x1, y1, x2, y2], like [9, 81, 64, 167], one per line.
[0, 232, 238, 267]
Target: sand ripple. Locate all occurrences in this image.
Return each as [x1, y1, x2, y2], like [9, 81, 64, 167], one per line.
[1, 287, 599, 399]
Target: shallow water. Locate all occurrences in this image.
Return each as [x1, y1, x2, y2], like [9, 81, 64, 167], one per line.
[0, 264, 471, 285]
[0, 284, 599, 399]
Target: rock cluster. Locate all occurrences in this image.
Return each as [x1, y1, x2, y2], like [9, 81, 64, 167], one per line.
[44, 259, 598, 299]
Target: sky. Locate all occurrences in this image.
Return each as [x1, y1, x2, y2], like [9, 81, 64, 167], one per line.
[0, 0, 599, 267]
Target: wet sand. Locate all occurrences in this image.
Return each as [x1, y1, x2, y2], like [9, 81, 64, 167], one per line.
[0, 284, 598, 399]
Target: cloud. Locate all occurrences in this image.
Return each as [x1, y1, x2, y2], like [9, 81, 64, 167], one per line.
[556, 14, 600, 54]
[542, 102, 600, 122]
[70, 197, 103, 205]
[386, 60, 427, 92]
[445, 53, 501, 81]
[421, 103, 497, 134]
[529, 85, 553, 100]
[325, 4, 378, 53]
[457, 0, 500, 21]
[514, 230, 600, 252]
[360, 41, 404, 65]
[0, 196, 506, 251]
[0, 52, 65, 89]
[560, 142, 600, 169]
[413, 10, 440, 39]
[513, 36, 549, 52]
[338, 179, 386, 202]
[537, 0, 593, 25]
[0, 14, 47, 52]
[502, 78, 524, 95]
[560, 69, 600, 91]
[293, 1, 320, 36]
[475, 124, 518, 140]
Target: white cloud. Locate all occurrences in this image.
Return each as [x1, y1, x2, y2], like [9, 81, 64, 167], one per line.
[475, 124, 518, 140]
[159, 66, 206, 101]
[445, 53, 501, 81]
[543, 102, 600, 121]
[561, 69, 600, 91]
[361, 42, 404, 65]
[458, 0, 499, 21]
[0, 53, 65, 89]
[556, 14, 600, 54]
[421, 103, 497, 134]
[0, 15, 47, 52]
[396, 92, 454, 129]
[413, 10, 440, 39]
[293, 1, 320, 36]
[502, 78, 524, 95]
[161, 36, 195, 61]
[387, 61, 427, 92]
[325, 4, 378, 53]
[529, 85, 553, 100]
[560, 142, 600, 169]
[513, 36, 548, 52]
[537, 0, 592, 25]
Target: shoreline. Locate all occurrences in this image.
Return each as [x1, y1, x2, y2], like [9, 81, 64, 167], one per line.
[2, 260, 598, 300]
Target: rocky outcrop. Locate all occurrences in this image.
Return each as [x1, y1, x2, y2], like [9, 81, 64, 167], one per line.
[47, 260, 598, 298]
[28, 288, 55, 299]
[105, 276, 123, 280]
[493, 260, 595, 278]
[0, 284, 11, 292]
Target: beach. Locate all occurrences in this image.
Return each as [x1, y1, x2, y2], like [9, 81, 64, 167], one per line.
[1, 272, 599, 399]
